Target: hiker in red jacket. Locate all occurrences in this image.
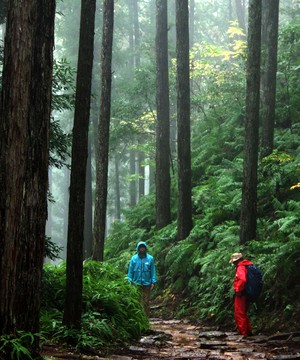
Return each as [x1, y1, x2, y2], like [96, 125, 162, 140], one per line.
[229, 253, 253, 336]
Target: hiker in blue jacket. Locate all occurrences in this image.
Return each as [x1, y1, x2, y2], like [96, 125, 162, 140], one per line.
[128, 241, 157, 316]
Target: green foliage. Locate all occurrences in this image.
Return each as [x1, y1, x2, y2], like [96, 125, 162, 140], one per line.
[121, 193, 156, 230]
[52, 58, 75, 112]
[277, 20, 300, 128]
[49, 119, 72, 169]
[47, 0, 300, 338]
[40, 261, 148, 352]
[111, 6, 300, 331]
[190, 38, 246, 122]
[44, 236, 63, 261]
[0, 0, 7, 24]
[0, 331, 44, 360]
[49, 58, 75, 169]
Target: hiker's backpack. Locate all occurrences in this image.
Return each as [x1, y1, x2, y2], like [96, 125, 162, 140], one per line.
[245, 265, 263, 302]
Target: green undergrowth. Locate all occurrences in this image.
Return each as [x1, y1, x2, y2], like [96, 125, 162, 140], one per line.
[40, 261, 148, 355]
[105, 144, 300, 335]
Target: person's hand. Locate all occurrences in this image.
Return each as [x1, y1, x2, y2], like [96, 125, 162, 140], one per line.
[151, 283, 155, 290]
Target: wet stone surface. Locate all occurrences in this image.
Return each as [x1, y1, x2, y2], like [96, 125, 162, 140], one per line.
[41, 319, 300, 359]
[112, 319, 300, 360]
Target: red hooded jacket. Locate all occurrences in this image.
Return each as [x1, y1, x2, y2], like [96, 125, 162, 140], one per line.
[233, 259, 253, 294]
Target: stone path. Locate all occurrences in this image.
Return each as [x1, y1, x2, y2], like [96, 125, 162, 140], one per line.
[111, 319, 300, 360]
[42, 319, 300, 359]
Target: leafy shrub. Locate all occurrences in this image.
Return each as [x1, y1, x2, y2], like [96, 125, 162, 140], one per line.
[0, 331, 44, 360]
[40, 261, 148, 352]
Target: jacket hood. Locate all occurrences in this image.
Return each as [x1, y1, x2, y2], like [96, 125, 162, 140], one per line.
[136, 241, 147, 253]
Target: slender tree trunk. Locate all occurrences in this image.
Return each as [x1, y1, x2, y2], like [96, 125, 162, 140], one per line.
[240, 0, 262, 244]
[46, 168, 53, 240]
[114, 153, 121, 220]
[129, 150, 137, 206]
[132, 0, 140, 69]
[63, 0, 96, 329]
[92, 0, 114, 261]
[155, 0, 171, 229]
[0, 0, 55, 342]
[63, 166, 69, 256]
[260, 0, 279, 158]
[189, 0, 195, 48]
[176, 0, 193, 240]
[84, 140, 93, 259]
[235, 0, 246, 33]
[132, 0, 145, 199]
[149, 161, 155, 192]
[138, 146, 145, 199]
[128, 1, 137, 206]
[229, 0, 233, 21]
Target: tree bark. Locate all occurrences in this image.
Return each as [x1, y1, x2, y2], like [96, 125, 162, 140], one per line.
[260, 0, 279, 158]
[114, 153, 121, 220]
[240, 0, 262, 244]
[128, 0, 137, 206]
[189, 0, 195, 48]
[235, 0, 246, 33]
[92, 0, 114, 261]
[176, 0, 193, 240]
[0, 0, 55, 342]
[155, 0, 171, 229]
[129, 150, 137, 206]
[138, 146, 145, 199]
[83, 140, 93, 259]
[132, 0, 145, 199]
[63, 0, 96, 329]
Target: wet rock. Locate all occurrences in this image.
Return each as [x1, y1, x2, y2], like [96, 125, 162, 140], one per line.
[108, 319, 300, 359]
[198, 331, 227, 339]
[199, 340, 228, 349]
[268, 355, 300, 359]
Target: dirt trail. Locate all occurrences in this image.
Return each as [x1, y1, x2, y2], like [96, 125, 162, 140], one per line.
[42, 318, 300, 359]
[112, 319, 300, 360]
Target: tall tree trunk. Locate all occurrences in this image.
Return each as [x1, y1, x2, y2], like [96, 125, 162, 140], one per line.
[240, 0, 262, 244]
[132, 0, 145, 199]
[0, 0, 55, 343]
[114, 153, 121, 220]
[84, 140, 93, 259]
[260, 0, 279, 158]
[63, 0, 96, 329]
[132, 0, 140, 69]
[62, 166, 70, 255]
[189, 0, 195, 48]
[92, 0, 114, 261]
[176, 0, 193, 240]
[228, 0, 233, 21]
[149, 160, 155, 192]
[235, 0, 246, 33]
[129, 150, 137, 206]
[128, 0, 137, 206]
[155, 0, 171, 229]
[138, 146, 145, 199]
[46, 168, 53, 241]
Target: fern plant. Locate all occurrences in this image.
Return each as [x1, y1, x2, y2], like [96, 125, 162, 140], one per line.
[40, 261, 149, 353]
[0, 331, 45, 360]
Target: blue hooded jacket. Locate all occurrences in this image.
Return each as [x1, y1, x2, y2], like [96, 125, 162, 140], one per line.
[128, 241, 157, 286]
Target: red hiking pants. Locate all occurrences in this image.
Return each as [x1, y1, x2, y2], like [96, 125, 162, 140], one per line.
[234, 295, 252, 336]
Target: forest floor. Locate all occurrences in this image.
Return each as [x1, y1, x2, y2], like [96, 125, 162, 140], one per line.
[41, 311, 300, 360]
